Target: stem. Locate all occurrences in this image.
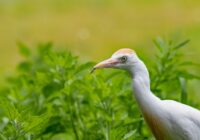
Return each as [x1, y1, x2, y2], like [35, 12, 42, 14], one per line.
[71, 116, 79, 140]
[179, 77, 187, 104]
[137, 115, 144, 136]
[105, 121, 110, 140]
[67, 90, 79, 140]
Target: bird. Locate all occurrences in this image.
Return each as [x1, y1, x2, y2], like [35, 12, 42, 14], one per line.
[92, 48, 200, 140]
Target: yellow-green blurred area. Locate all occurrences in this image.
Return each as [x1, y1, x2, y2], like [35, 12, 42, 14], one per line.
[1, 0, 200, 71]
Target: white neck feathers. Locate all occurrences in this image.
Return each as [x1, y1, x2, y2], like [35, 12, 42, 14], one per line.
[129, 59, 161, 112]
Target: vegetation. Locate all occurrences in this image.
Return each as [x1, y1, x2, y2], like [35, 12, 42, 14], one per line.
[0, 38, 199, 140]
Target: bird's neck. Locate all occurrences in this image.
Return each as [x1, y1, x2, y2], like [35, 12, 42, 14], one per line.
[129, 59, 167, 139]
[129, 59, 161, 112]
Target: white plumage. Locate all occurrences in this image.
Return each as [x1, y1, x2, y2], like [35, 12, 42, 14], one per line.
[92, 48, 200, 140]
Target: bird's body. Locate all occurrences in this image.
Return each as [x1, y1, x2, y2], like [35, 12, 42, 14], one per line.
[131, 58, 200, 140]
[93, 48, 200, 140]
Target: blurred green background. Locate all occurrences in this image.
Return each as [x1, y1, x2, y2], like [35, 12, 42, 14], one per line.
[1, 0, 200, 71]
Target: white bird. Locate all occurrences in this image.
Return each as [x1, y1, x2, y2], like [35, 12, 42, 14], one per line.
[92, 48, 200, 140]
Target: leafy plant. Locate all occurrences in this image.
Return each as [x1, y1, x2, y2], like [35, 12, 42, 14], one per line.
[0, 38, 199, 140]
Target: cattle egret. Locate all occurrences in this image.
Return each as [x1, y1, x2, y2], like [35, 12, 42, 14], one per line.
[92, 48, 200, 140]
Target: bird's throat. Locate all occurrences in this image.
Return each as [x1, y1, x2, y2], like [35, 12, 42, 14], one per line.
[132, 75, 159, 110]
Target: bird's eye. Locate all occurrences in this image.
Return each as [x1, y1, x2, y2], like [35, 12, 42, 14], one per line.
[120, 56, 127, 63]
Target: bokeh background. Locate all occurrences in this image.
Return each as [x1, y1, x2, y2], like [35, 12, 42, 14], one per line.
[1, 0, 200, 73]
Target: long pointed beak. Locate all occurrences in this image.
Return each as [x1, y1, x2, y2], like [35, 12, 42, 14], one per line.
[91, 58, 120, 73]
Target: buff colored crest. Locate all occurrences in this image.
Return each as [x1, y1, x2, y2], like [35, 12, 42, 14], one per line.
[113, 48, 136, 56]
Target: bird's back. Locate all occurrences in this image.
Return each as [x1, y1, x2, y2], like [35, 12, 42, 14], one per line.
[160, 100, 200, 140]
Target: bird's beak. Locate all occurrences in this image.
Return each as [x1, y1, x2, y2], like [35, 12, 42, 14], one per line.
[91, 58, 120, 73]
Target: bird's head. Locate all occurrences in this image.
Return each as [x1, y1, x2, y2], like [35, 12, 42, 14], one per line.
[91, 48, 138, 73]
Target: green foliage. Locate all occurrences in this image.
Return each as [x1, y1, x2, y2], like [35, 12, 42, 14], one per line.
[151, 38, 199, 100]
[0, 38, 199, 140]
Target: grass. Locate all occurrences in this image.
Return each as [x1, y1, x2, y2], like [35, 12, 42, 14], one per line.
[0, 37, 199, 139]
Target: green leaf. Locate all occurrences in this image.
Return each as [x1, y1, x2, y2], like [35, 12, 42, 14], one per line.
[17, 42, 31, 57]
[153, 37, 165, 52]
[174, 39, 190, 50]
[123, 130, 137, 140]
